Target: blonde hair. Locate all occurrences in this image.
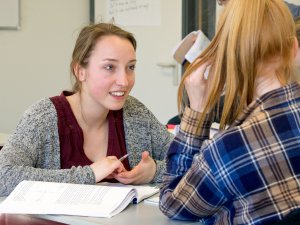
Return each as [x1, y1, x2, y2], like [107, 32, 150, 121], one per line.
[179, 0, 297, 129]
[70, 23, 136, 92]
[295, 16, 300, 44]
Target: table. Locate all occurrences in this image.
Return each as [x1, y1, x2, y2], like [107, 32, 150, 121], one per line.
[0, 213, 67, 225]
[0, 197, 199, 225]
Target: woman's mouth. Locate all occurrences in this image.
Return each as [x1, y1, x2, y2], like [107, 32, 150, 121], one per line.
[110, 91, 125, 97]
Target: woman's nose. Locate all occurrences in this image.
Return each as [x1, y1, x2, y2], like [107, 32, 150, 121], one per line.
[116, 71, 129, 87]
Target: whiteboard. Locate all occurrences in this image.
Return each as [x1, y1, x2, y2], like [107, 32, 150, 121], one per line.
[0, 0, 20, 30]
[94, 0, 161, 26]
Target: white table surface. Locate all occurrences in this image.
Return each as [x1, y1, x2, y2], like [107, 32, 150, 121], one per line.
[0, 196, 199, 225]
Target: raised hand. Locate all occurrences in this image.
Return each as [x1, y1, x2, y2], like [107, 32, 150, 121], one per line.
[90, 156, 125, 182]
[185, 61, 212, 112]
[114, 151, 156, 184]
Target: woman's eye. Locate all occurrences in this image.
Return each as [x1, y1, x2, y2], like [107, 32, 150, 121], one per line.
[129, 65, 136, 71]
[104, 65, 113, 70]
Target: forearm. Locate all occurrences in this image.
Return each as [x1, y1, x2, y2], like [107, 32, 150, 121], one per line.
[166, 107, 211, 176]
[159, 107, 219, 220]
[0, 162, 95, 196]
[0, 142, 95, 196]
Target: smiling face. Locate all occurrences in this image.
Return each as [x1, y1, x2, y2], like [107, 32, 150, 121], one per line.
[78, 35, 136, 111]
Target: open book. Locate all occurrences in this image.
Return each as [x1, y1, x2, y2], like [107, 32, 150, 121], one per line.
[0, 180, 159, 218]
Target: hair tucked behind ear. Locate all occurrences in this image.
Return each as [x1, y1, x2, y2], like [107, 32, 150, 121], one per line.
[178, 0, 297, 129]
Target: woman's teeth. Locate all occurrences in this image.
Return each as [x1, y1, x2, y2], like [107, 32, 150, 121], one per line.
[111, 91, 125, 96]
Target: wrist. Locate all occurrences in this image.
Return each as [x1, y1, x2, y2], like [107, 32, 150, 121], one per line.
[146, 159, 157, 183]
[189, 98, 206, 112]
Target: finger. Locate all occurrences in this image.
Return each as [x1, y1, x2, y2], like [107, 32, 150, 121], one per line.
[112, 161, 123, 170]
[105, 174, 115, 179]
[107, 155, 118, 160]
[141, 151, 150, 161]
[114, 176, 134, 184]
[114, 170, 139, 184]
[193, 62, 210, 80]
[116, 166, 127, 173]
[117, 169, 139, 179]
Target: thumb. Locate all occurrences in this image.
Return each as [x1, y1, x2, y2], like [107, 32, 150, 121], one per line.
[116, 166, 127, 173]
[141, 151, 150, 162]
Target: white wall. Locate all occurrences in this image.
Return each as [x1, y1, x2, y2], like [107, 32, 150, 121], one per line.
[1, 0, 299, 133]
[94, 0, 182, 125]
[286, 0, 300, 4]
[0, 0, 89, 133]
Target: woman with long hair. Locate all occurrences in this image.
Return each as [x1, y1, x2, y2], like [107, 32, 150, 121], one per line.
[159, 0, 300, 224]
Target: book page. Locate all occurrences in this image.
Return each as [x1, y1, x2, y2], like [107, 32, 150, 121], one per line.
[144, 196, 159, 205]
[0, 181, 136, 218]
[132, 185, 159, 203]
[97, 182, 159, 203]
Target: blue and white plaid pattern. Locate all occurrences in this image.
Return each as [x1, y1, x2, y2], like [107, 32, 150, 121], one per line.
[159, 82, 300, 225]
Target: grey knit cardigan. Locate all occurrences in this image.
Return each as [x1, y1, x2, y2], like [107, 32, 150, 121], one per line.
[0, 96, 174, 196]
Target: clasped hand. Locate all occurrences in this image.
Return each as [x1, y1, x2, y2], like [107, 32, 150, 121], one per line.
[185, 61, 212, 112]
[90, 151, 156, 184]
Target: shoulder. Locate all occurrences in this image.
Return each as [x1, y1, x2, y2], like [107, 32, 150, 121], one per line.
[123, 96, 153, 117]
[122, 96, 163, 132]
[7, 98, 59, 150]
[124, 95, 147, 109]
[122, 96, 172, 137]
[25, 98, 56, 116]
[285, 1, 300, 18]
[20, 98, 57, 126]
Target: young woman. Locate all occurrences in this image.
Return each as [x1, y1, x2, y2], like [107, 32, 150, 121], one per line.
[159, 0, 300, 224]
[0, 23, 173, 196]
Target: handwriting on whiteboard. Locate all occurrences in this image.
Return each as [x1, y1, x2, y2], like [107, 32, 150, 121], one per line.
[105, 0, 161, 26]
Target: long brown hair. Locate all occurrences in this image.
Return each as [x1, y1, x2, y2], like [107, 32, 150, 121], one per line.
[70, 23, 137, 92]
[179, 0, 297, 129]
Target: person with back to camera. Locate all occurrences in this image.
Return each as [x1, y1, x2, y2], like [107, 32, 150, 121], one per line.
[159, 0, 300, 224]
[168, 0, 300, 127]
[0, 22, 174, 196]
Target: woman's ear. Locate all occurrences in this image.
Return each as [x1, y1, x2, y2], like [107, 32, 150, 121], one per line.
[74, 64, 86, 82]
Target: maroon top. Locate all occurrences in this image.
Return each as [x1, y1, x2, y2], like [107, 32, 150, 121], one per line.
[50, 92, 130, 172]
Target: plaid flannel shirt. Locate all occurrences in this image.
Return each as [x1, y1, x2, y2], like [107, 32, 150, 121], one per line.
[159, 82, 300, 225]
